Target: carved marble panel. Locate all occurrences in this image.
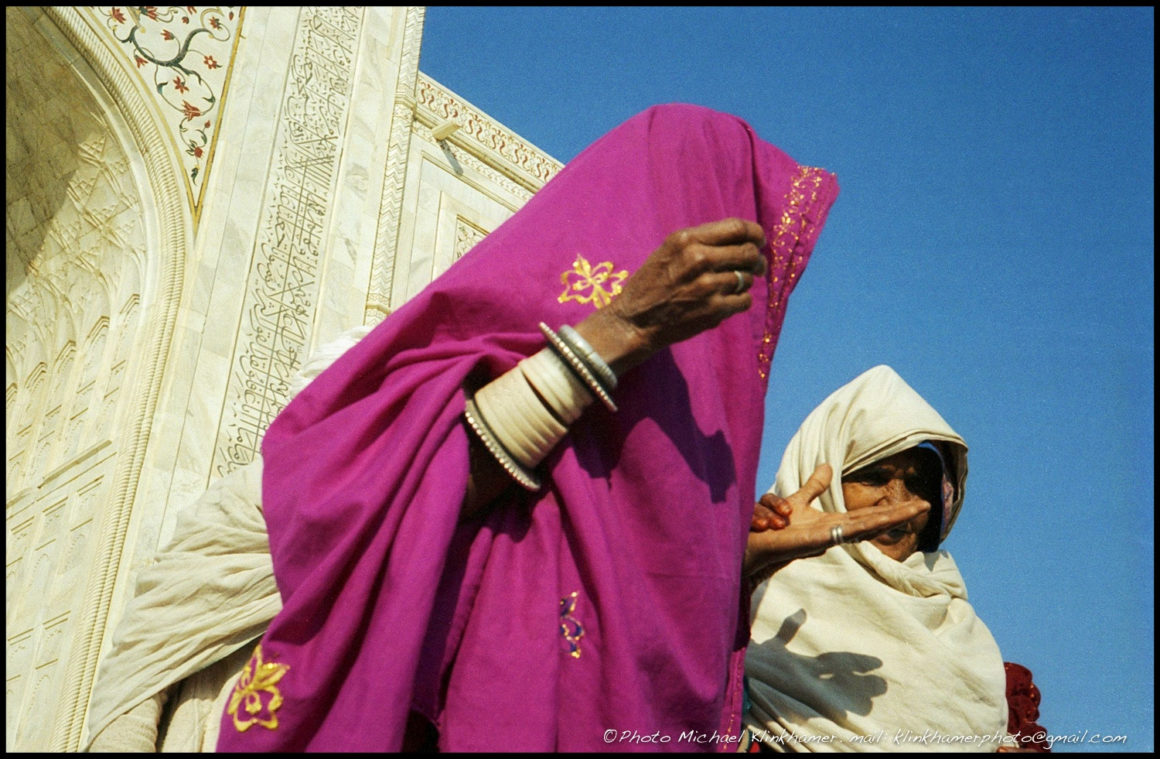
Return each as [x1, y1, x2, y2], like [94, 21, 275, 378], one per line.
[455, 216, 488, 260]
[364, 6, 424, 325]
[5, 7, 153, 751]
[211, 7, 364, 478]
[416, 73, 563, 191]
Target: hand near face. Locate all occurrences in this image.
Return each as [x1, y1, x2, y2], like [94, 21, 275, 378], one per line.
[744, 464, 930, 586]
[840, 448, 939, 561]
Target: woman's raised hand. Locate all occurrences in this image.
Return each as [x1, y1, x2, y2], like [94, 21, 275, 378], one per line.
[743, 464, 930, 586]
[573, 218, 767, 376]
[462, 219, 766, 521]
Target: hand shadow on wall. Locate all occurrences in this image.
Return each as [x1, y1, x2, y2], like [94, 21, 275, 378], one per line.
[757, 608, 887, 717]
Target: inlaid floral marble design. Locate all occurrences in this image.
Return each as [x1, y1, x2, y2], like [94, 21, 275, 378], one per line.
[93, 6, 243, 219]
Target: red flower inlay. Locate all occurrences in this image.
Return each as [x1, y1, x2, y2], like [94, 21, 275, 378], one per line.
[162, 29, 174, 41]
[173, 76, 188, 93]
[110, 7, 125, 24]
[193, 146, 204, 158]
[204, 55, 219, 69]
[134, 55, 147, 68]
[182, 101, 202, 120]
[145, 6, 158, 20]
[209, 16, 221, 30]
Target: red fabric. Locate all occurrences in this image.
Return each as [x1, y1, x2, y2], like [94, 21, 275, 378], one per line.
[1004, 661, 1051, 752]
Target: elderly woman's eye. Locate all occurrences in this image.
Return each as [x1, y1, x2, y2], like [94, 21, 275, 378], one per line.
[906, 474, 939, 501]
[844, 468, 889, 487]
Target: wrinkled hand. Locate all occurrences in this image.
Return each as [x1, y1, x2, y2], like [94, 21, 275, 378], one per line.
[744, 464, 930, 586]
[574, 218, 767, 376]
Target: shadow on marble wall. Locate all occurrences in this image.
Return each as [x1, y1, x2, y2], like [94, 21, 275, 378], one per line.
[5, 7, 97, 302]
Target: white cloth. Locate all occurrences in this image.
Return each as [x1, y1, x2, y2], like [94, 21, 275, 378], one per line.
[744, 365, 1008, 752]
[83, 326, 372, 752]
[156, 646, 252, 752]
[83, 460, 275, 752]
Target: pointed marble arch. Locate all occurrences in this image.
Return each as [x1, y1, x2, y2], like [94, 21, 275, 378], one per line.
[7, 7, 192, 751]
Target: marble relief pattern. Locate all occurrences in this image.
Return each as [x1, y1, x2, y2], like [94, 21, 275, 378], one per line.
[91, 6, 242, 220]
[6, 126, 145, 493]
[454, 216, 488, 261]
[6, 9, 150, 747]
[365, 6, 424, 323]
[212, 7, 362, 477]
[416, 75, 562, 189]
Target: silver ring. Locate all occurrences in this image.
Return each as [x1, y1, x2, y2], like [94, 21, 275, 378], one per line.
[732, 270, 746, 294]
[830, 524, 845, 545]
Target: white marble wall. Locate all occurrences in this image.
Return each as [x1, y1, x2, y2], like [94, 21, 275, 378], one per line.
[6, 6, 158, 750]
[5, 5, 561, 752]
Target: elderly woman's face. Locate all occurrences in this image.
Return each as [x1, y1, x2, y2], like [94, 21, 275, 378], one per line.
[841, 447, 941, 561]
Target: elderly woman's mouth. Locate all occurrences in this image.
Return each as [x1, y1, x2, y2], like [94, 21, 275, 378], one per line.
[882, 526, 911, 542]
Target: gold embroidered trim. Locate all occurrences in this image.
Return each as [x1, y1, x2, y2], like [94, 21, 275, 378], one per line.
[560, 591, 585, 659]
[227, 643, 290, 732]
[759, 166, 829, 379]
[558, 255, 628, 309]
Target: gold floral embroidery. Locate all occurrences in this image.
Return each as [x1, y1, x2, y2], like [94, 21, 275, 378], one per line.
[759, 166, 829, 379]
[227, 643, 290, 732]
[560, 591, 585, 659]
[558, 255, 628, 309]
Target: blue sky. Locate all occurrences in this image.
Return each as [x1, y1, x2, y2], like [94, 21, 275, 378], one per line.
[419, 7, 1154, 751]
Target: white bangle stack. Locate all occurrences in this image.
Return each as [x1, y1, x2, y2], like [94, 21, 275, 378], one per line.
[463, 397, 541, 490]
[474, 364, 568, 469]
[520, 347, 594, 424]
[466, 337, 610, 491]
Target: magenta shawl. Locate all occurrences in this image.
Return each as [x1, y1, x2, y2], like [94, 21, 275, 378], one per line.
[216, 104, 838, 752]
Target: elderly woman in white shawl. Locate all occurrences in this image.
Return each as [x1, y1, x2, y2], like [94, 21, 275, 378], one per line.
[742, 365, 1011, 752]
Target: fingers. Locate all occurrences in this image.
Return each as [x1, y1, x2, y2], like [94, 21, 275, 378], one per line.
[745, 490, 931, 583]
[711, 242, 766, 275]
[751, 507, 783, 531]
[702, 242, 765, 278]
[763, 492, 793, 519]
[787, 464, 833, 511]
[838, 499, 929, 543]
[751, 466, 831, 534]
[679, 217, 766, 249]
[599, 217, 771, 364]
[717, 269, 754, 296]
[751, 493, 791, 531]
[667, 221, 766, 277]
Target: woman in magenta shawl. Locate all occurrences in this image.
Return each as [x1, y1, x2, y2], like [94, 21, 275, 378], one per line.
[215, 104, 921, 752]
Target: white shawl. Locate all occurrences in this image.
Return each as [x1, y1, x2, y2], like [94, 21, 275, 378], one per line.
[744, 365, 1008, 752]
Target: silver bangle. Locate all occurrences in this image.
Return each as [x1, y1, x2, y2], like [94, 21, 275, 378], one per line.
[539, 323, 617, 413]
[464, 397, 541, 491]
[557, 325, 617, 391]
